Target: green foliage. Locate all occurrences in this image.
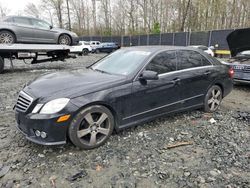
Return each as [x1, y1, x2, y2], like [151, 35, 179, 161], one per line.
[152, 22, 161, 34]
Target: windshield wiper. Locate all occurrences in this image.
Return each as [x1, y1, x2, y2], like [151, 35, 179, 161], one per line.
[93, 68, 111, 74]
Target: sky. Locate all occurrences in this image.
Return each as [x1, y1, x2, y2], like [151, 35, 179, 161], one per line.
[0, 0, 40, 15]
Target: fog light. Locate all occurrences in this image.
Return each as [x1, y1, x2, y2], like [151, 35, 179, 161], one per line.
[40, 132, 47, 139]
[35, 130, 41, 137]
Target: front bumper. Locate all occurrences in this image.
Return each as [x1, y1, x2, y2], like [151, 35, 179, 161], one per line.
[233, 71, 250, 84]
[15, 111, 71, 145]
[71, 37, 79, 45]
[233, 78, 250, 84]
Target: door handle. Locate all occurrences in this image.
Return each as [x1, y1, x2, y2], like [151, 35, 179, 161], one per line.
[204, 71, 211, 75]
[171, 78, 181, 85]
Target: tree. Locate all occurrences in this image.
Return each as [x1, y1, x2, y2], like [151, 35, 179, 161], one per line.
[66, 0, 71, 30]
[24, 3, 40, 18]
[43, 0, 64, 28]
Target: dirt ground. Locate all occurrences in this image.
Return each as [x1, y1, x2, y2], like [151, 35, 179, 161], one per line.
[0, 55, 249, 188]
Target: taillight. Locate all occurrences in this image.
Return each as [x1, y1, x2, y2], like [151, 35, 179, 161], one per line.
[228, 67, 234, 78]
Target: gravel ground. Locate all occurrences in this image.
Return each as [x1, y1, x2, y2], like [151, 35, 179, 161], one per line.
[0, 55, 249, 188]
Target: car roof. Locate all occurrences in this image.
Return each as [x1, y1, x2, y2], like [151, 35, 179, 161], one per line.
[6, 15, 46, 22]
[119, 46, 215, 61]
[122, 45, 203, 53]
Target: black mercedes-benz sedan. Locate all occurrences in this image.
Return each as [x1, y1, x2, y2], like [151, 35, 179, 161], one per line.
[14, 46, 234, 149]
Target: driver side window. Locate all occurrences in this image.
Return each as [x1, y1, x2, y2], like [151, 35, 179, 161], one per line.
[146, 51, 177, 74]
[32, 19, 51, 30]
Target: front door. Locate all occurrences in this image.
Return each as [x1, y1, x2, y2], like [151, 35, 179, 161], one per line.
[123, 50, 181, 124]
[31, 19, 56, 43]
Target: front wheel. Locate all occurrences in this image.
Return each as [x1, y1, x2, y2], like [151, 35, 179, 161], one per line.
[204, 85, 223, 112]
[69, 105, 114, 149]
[58, 34, 72, 45]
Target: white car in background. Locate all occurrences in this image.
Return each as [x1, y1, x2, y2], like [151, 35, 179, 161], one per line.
[189, 45, 215, 57]
[90, 41, 101, 51]
[70, 41, 92, 56]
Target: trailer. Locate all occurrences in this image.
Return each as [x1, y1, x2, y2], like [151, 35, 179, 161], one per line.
[0, 44, 76, 73]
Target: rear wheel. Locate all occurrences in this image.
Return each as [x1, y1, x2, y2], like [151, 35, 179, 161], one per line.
[0, 30, 15, 44]
[204, 85, 222, 112]
[0, 56, 4, 73]
[69, 105, 114, 149]
[58, 34, 72, 45]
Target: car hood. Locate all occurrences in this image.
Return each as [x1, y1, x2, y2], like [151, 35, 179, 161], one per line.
[23, 70, 126, 101]
[227, 28, 250, 57]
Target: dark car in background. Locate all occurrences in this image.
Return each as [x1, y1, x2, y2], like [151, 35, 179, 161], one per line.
[14, 46, 233, 149]
[225, 28, 250, 84]
[0, 16, 79, 45]
[95, 42, 120, 53]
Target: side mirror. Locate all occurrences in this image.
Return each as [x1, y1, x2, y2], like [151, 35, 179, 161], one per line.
[139, 70, 159, 81]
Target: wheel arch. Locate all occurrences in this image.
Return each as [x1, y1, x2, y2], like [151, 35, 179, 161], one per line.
[213, 82, 224, 97]
[72, 101, 119, 130]
[0, 29, 17, 41]
[58, 33, 72, 44]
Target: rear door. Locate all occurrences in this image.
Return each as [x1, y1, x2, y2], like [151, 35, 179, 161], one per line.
[125, 50, 181, 123]
[176, 50, 215, 108]
[12, 17, 35, 42]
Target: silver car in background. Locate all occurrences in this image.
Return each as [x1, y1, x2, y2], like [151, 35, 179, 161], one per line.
[0, 16, 79, 45]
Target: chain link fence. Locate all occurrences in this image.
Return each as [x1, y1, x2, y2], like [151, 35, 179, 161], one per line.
[79, 29, 235, 50]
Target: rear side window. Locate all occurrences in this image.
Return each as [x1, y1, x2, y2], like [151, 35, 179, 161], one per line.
[3, 17, 13, 23]
[146, 51, 177, 74]
[177, 50, 211, 70]
[201, 56, 212, 66]
[198, 46, 208, 51]
[13, 17, 31, 26]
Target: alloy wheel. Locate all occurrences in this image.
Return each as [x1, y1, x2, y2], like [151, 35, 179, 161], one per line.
[77, 111, 111, 146]
[207, 88, 222, 111]
[59, 35, 71, 45]
[0, 32, 14, 44]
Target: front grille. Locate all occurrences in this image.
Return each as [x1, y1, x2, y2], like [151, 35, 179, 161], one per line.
[15, 91, 33, 112]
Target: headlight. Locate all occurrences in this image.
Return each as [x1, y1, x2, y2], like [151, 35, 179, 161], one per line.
[71, 32, 78, 37]
[39, 98, 70, 114]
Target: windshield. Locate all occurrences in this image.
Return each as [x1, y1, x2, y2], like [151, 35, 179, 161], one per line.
[91, 49, 151, 75]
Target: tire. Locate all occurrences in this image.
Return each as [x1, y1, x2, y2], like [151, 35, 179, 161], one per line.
[0, 30, 15, 44]
[58, 34, 72, 45]
[0, 56, 4, 74]
[204, 85, 223, 112]
[82, 49, 88, 56]
[69, 105, 114, 149]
